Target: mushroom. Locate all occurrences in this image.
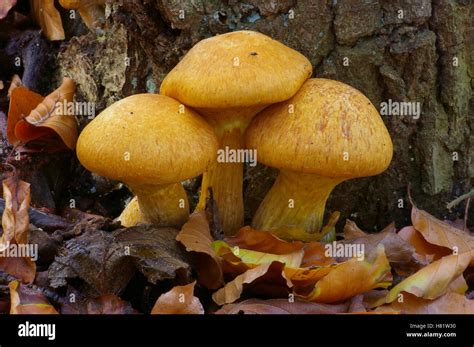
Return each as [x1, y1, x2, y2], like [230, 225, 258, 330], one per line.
[117, 196, 142, 227]
[161, 30, 312, 235]
[245, 79, 393, 240]
[76, 94, 218, 228]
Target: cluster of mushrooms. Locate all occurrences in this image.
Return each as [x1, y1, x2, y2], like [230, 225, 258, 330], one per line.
[76, 30, 393, 240]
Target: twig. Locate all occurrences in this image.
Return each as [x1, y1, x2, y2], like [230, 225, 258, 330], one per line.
[464, 197, 471, 232]
[447, 189, 474, 209]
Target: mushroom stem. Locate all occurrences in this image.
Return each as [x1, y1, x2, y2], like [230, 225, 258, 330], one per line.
[117, 196, 143, 227]
[252, 170, 344, 237]
[196, 106, 266, 235]
[129, 183, 189, 228]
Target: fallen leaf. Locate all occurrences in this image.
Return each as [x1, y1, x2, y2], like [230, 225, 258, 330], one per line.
[0, 177, 35, 283]
[226, 226, 335, 268]
[213, 240, 304, 268]
[9, 280, 58, 314]
[7, 74, 22, 97]
[383, 251, 472, 304]
[337, 225, 426, 275]
[49, 226, 191, 296]
[0, 0, 16, 19]
[7, 78, 78, 151]
[58, 0, 105, 30]
[227, 226, 304, 255]
[31, 0, 65, 41]
[151, 282, 204, 314]
[411, 205, 474, 264]
[212, 262, 292, 306]
[343, 219, 368, 240]
[176, 211, 223, 289]
[398, 226, 451, 261]
[296, 245, 392, 303]
[376, 292, 474, 314]
[215, 298, 349, 314]
[86, 294, 137, 314]
[1, 177, 30, 245]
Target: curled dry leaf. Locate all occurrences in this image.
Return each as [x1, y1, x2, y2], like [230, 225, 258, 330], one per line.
[9, 280, 58, 314]
[86, 294, 137, 314]
[212, 262, 292, 306]
[31, 0, 65, 41]
[176, 211, 223, 289]
[151, 281, 204, 314]
[411, 205, 474, 264]
[0, 0, 16, 19]
[382, 251, 472, 305]
[398, 226, 451, 262]
[376, 292, 474, 314]
[0, 177, 36, 284]
[343, 219, 367, 240]
[296, 245, 392, 303]
[338, 222, 427, 275]
[7, 74, 22, 98]
[215, 298, 349, 314]
[7, 78, 78, 151]
[213, 238, 336, 287]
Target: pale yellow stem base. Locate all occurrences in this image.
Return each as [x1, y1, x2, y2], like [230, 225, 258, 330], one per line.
[196, 106, 266, 236]
[127, 183, 189, 228]
[252, 170, 344, 239]
[117, 196, 145, 227]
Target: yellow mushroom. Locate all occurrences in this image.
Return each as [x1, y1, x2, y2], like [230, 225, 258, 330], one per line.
[245, 79, 393, 240]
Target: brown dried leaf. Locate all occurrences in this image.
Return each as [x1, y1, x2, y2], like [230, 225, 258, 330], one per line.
[176, 211, 223, 289]
[343, 219, 368, 240]
[338, 223, 426, 275]
[86, 294, 137, 314]
[0, 177, 35, 283]
[0, 0, 16, 19]
[398, 226, 451, 262]
[9, 280, 58, 314]
[376, 292, 474, 314]
[7, 74, 22, 98]
[212, 262, 292, 306]
[215, 298, 349, 314]
[151, 282, 204, 314]
[31, 0, 65, 41]
[411, 205, 474, 264]
[24, 77, 77, 149]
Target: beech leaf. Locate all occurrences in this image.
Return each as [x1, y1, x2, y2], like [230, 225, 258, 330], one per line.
[9, 280, 58, 314]
[411, 205, 474, 264]
[215, 298, 349, 314]
[151, 281, 204, 314]
[31, 0, 65, 41]
[212, 262, 292, 306]
[7, 78, 78, 151]
[296, 245, 392, 303]
[0, 0, 16, 19]
[376, 292, 474, 314]
[176, 211, 223, 289]
[0, 177, 35, 283]
[398, 226, 451, 262]
[382, 251, 473, 303]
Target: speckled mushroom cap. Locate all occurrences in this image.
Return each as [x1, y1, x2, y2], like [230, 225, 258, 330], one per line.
[245, 78, 393, 178]
[76, 94, 218, 185]
[160, 30, 313, 108]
